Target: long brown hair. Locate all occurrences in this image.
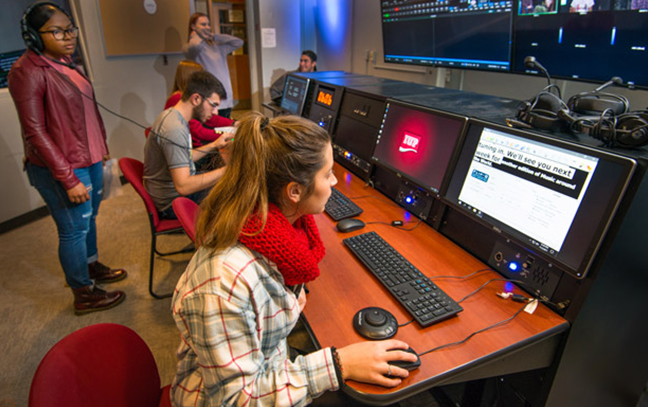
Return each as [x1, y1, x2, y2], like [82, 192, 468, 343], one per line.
[187, 12, 208, 40]
[171, 60, 203, 95]
[196, 112, 331, 253]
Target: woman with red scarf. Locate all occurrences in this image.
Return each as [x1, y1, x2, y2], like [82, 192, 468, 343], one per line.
[170, 113, 417, 406]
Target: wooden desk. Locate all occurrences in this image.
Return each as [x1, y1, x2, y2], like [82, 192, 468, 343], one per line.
[303, 164, 570, 405]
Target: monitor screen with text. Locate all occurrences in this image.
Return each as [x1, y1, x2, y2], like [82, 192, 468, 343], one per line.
[444, 120, 637, 278]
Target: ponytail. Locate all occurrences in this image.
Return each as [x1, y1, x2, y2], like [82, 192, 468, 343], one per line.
[196, 112, 330, 253]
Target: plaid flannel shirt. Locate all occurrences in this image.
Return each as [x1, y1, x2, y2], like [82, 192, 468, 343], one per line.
[171, 244, 340, 407]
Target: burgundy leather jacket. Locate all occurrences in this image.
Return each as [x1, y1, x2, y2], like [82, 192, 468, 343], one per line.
[8, 50, 108, 190]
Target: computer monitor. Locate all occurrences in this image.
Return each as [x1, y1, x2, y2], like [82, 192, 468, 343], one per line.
[280, 75, 310, 116]
[372, 100, 467, 194]
[381, 0, 514, 72]
[444, 119, 637, 279]
[0, 49, 24, 89]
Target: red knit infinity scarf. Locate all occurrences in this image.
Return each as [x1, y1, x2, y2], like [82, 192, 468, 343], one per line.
[239, 204, 325, 285]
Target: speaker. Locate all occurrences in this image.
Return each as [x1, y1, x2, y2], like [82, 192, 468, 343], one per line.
[516, 88, 569, 132]
[558, 109, 648, 148]
[21, 1, 73, 54]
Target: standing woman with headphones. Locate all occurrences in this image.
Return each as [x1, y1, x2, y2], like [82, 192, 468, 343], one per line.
[8, 2, 127, 315]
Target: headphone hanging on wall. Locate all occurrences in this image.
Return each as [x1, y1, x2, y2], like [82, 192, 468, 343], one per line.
[567, 77, 630, 116]
[21, 1, 74, 55]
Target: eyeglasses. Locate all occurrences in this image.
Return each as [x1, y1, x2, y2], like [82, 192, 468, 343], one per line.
[39, 27, 79, 40]
[202, 96, 219, 109]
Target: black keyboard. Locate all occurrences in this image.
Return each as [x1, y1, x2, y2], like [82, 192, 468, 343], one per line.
[325, 188, 363, 221]
[343, 232, 463, 327]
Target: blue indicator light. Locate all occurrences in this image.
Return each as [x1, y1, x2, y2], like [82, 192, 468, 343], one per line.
[405, 196, 413, 204]
[509, 262, 519, 271]
[319, 122, 324, 127]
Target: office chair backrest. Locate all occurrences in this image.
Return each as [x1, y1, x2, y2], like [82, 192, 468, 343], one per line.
[119, 157, 162, 229]
[29, 323, 166, 407]
[172, 197, 201, 244]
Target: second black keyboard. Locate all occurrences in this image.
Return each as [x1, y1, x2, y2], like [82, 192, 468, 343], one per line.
[343, 231, 463, 327]
[325, 187, 363, 221]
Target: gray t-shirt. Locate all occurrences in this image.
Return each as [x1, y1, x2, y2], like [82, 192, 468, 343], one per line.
[144, 108, 195, 211]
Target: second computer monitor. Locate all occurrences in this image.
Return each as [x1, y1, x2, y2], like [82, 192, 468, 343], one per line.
[280, 75, 310, 116]
[372, 100, 467, 194]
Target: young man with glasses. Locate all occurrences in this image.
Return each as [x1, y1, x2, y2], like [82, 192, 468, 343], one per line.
[144, 71, 232, 219]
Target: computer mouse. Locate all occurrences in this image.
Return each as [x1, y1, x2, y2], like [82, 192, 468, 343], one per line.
[387, 347, 421, 372]
[336, 218, 365, 233]
[353, 307, 398, 340]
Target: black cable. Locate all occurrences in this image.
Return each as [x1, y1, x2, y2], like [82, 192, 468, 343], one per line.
[430, 268, 492, 280]
[397, 319, 414, 328]
[348, 194, 401, 207]
[45, 60, 215, 154]
[456, 278, 511, 304]
[365, 219, 423, 231]
[417, 302, 529, 357]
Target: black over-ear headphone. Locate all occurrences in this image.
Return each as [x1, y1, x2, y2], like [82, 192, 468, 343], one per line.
[558, 108, 648, 148]
[21, 1, 73, 54]
[567, 77, 630, 116]
[516, 85, 570, 132]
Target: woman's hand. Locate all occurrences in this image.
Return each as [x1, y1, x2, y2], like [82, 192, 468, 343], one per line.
[213, 131, 234, 150]
[336, 340, 418, 387]
[189, 30, 204, 43]
[297, 288, 307, 312]
[67, 182, 90, 204]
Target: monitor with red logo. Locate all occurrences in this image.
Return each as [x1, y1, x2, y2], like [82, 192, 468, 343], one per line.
[372, 100, 467, 194]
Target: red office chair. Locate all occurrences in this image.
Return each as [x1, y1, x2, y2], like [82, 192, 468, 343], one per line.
[172, 197, 201, 244]
[29, 323, 172, 407]
[119, 157, 192, 299]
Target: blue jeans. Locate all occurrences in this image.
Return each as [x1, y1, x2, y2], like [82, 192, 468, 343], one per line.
[26, 162, 103, 289]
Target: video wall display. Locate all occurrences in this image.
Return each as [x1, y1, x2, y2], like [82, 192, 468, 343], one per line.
[381, 0, 648, 88]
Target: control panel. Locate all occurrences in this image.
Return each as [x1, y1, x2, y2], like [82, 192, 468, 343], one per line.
[306, 82, 344, 133]
[333, 144, 372, 177]
[489, 240, 562, 301]
[396, 182, 434, 220]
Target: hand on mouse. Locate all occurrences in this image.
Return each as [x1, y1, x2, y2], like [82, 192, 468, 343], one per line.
[336, 340, 418, 387]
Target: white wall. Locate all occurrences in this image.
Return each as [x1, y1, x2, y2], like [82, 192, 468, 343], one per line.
[257, 0, 304, 101]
